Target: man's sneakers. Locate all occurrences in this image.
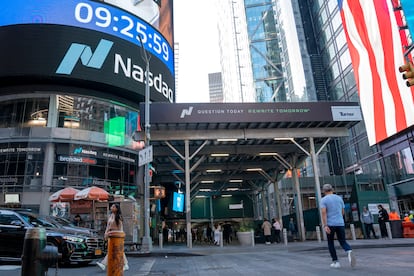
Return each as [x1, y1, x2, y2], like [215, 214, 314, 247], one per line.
[124, 263, 129, 271]
[330, 251, 356, 269]
[330, 261, 341, 268]
[347, 250, 356, 268]
[96, 261, 105, 271]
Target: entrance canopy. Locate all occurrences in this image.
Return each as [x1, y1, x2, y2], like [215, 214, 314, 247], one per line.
[142, 101, 362, 198]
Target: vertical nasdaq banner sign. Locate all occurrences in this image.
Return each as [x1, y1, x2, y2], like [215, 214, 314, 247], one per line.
[401, 0, 414, 38]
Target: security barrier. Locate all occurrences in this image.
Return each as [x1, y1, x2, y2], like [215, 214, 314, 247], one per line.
[402, 221, 414, 238]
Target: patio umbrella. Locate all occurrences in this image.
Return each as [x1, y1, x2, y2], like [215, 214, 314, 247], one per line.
[74, 186, 109, 201]
[49, 187, 80, 202]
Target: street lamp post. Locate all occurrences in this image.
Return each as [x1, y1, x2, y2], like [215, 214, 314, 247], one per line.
[138, 35, 152, 252]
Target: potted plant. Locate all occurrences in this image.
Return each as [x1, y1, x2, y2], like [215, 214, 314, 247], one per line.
[236, 221, 254, 246]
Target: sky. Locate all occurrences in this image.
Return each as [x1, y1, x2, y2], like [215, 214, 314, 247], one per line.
[173, 0, 221, 103]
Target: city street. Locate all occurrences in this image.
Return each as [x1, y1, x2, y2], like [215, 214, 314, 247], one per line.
[1, 239, 414, 275]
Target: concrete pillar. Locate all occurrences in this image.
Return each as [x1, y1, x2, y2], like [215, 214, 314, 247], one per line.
[39, 143, 54, 216]
[185, 140, 192, 248]
[292, 166, 305, 241]
[309, 137, 326, 241]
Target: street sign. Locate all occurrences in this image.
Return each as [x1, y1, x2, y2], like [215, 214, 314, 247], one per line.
[139, 145, 153, 166]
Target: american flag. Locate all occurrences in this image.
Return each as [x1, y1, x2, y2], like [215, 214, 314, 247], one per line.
[338, 0, 414, 145]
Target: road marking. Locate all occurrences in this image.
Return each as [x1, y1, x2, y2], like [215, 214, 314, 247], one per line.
[134, 259, 155, 275]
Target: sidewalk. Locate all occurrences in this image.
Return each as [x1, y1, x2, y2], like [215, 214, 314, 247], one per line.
[125, 237, 414, 257]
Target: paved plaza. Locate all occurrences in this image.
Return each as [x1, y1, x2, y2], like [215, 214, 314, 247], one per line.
[1, 238, 414, 275]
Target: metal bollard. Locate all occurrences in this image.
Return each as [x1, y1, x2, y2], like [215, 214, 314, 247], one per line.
[107, 230, 125, 276]
[316, 226, 321, 243]
[159, 233, 163, 248]
[385, 222, 393, 240]
[21, 227, 60, 276]
[350, 224, 356, 240]
[250, 230, 255, 247]
[219, 231, 223, 247]
[283, 228, 288, 246]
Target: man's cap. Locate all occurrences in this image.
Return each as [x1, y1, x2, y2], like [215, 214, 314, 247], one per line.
[322, 184, 333, 192]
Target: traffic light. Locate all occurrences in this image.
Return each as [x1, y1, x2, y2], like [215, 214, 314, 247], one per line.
[399, 62, 414, 87]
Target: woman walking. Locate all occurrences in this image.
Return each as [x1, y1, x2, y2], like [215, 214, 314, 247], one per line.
[96, 203, 129, 271]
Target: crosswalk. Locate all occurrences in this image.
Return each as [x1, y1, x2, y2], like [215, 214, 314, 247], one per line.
[133, 259, 155, 275]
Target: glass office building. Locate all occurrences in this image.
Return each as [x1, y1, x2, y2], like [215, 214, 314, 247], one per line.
[217, 0, 414, 218]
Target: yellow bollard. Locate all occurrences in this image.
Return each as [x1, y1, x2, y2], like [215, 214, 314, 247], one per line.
[107, 230, 125, 276]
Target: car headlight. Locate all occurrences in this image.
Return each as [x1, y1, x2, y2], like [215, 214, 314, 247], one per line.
[63, 235, 85, 243]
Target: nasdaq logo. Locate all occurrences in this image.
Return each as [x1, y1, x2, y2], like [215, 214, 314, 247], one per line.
[73, 147, 97, 156]
[56, 39, 114, 75]
[180, 106, 193, 118]
[73, 147, 83, 154]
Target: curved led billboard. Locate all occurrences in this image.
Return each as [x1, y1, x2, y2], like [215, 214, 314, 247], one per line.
[0, 0, 174, 103]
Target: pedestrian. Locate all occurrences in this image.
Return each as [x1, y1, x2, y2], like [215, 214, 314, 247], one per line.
[389, 209, 400, 220]
[261, 218, 272, 245]
[288, 217, 297, 240]
[213, 224, 221, 246]
[223, 223, 232, 244]
[73, 214, 82, 227]
[163, 223, 169, 244]
[206, 225, 213, 244]
[377, 204, 389, 238]
[179, 227, 186, 242]
[96, 203, 129, 271]
[320, 184, 356, 269]
[409, 210, 414, 222]
[360, 206, 377, 239]
[273, 218, 281, 243]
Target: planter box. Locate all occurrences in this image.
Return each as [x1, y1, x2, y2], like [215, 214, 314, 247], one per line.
[237, 231, 253, 246]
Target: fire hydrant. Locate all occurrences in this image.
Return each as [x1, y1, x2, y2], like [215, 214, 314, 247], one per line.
[107, 230, 126, 276]
[21, 227, 60, 276]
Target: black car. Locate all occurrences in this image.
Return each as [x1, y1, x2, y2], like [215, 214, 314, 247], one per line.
[40, 215, 97, 236]
[0, 209, 104, 265]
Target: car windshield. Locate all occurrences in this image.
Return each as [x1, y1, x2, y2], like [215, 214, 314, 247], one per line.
[50, 216, 76, 227]
[19, 212, 55, 228]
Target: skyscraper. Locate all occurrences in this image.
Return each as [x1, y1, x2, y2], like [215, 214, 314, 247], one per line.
[216, 0, 255, 102]
[208, 72, 224, 103]
[216, 0, 414, 216]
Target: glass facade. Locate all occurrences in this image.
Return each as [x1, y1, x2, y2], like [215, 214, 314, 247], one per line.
[225, 0, 414, 217]
[0, 93, 142, 203]
[245, 0, 286, 102]
[300, 0, 414, 214]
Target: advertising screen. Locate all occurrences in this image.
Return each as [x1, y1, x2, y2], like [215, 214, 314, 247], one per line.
[0, 0, 175, 103]
[400, 0, 414, 37]
[172, 192, 184, 213]
[104, 116, 126, 147]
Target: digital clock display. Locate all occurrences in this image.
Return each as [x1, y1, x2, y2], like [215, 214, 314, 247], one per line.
[0, 0, 174, 75]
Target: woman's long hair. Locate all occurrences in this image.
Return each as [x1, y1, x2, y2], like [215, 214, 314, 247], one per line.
[112, 203, 123, 227]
